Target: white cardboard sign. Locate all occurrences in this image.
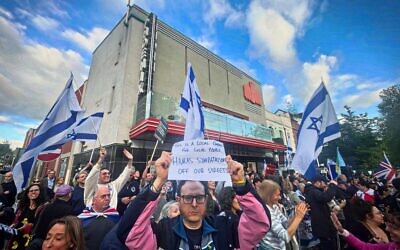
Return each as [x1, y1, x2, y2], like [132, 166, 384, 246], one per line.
[168, 140, 231, 181]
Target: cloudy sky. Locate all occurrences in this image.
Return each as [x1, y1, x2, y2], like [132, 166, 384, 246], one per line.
[0, 0, 399, 149]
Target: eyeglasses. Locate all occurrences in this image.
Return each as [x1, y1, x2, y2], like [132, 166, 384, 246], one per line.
[101, 172, 110, 176]
[29, 189, 40, 193]
[180, 195, 206, 204]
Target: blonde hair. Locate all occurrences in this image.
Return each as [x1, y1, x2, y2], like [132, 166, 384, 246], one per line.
[257, 179, 280, 204]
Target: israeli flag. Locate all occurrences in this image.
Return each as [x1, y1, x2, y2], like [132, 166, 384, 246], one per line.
[179, 63, 205, 140]
[13, 74, 84, 191]
[63, 112, 104, 142]
[285, 134, 293, 168]
[291, 82, 341, 179]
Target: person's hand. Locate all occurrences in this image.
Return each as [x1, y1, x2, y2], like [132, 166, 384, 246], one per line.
[329, 180, 337, 185]
[226, 155, 245, 184]
[98, 147, 106, 163]
[123, 149, 133, 161]
[152, 151, 172, 191]
[295, 202, 308, 219]
[330, 212, 344, 233]
[121, 197, 131, 205]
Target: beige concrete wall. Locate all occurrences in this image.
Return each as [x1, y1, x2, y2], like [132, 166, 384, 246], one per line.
[265, 110, 296, 151]
[81, 10, 144, 149]
[152, 31, 266, 125]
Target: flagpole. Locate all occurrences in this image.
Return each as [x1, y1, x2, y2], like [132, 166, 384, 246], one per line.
[149, 140, 159, 162]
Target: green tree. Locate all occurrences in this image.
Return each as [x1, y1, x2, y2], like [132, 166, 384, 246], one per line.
[320, 106, 382, 172]
[378, 84, 400, 167]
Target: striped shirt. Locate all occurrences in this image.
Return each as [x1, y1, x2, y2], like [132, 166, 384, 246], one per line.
[258, 204, 290, 250]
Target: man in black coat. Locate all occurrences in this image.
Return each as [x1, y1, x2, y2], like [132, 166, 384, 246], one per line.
[0, 171, 17, 207]
[304, 174, 339, 250]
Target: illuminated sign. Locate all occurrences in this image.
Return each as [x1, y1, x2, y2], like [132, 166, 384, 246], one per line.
[243, 81, 262, 106]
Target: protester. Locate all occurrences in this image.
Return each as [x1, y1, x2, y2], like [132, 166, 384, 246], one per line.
[346, 198, 389, 248]
[1, 171, 17, 208]
[304, 174, 339, 250]
[257, 179, 307, 250]
[117, 170, 140, 216]
[331, 211, 400, 250]
[356, 178, 375, 204]
[214, 186, 241, 249]
[40, 170, 56, 199]
[140, 160, 154, 189]
[206, 181, 221, 216]
[53, 176, 65, 193]
[84, 147, 134, 208]
[0, 202, 15, 249]
[157, 200, 180, 222]
[79, 186, 120, 250]
[41, 216, 85, 250]
[7, 184, 48, 250]
[71, 171, 88, 215]
[28, 185, 75, 248]
[101, 152, 270, 249]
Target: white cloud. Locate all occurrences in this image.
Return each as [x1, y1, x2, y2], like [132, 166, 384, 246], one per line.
[262, 84, 276, 109]
[32, 15, 59, 31]
[342, 89, 381, 109]
[246, 0, 298, 70]
[204, 0, 244, 28]
[0, 115, 11, 123]
[283, 94, 294, 105]
[0, 15, 88, 121]
[62, 27, 109, 53]
[301, 54, 337, 100]
[356, 81, 376, 90]
[0, 6, 13, 19]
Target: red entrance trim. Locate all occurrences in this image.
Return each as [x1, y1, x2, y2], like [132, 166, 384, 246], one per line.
[129, 118, 287, 150]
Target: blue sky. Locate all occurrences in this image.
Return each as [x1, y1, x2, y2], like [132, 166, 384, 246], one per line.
[0, 0, 399, 149]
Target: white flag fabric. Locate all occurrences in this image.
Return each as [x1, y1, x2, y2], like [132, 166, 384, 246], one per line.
[13, 75, 85, 191]
[62, 112, 104, 142]
[291, 82, 341, 179]
[285, 134, 293, 168]
[37, 112, 104, 162]
[179, 63, 205, 140]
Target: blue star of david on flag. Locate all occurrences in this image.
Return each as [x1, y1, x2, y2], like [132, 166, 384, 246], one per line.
[291, 82, 341, 179]
[307, 115, 323, 134]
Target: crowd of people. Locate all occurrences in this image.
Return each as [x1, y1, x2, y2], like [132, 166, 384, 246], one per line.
[0, 148, 399, 250]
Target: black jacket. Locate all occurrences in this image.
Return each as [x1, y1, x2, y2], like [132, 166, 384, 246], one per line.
[1, 180, 17, 207]
[304, 183, 338, 238]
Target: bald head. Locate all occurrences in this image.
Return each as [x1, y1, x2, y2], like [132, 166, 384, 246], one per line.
[92, 186, 111, 212]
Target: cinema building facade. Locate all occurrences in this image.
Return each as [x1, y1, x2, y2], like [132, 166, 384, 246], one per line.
[46, 5, 296, 181]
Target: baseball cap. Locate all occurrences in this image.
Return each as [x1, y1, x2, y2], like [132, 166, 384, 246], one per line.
[55, 185, 74, 197]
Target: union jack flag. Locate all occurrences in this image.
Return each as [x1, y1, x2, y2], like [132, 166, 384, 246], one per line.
[374, 152, 395, 181]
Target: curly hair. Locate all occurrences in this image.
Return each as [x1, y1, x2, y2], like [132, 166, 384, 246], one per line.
[18, 183, 48, 210]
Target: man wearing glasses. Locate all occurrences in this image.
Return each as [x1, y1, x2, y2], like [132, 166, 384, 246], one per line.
[102, 152, 270, 250]
[84, 147, 135, 209]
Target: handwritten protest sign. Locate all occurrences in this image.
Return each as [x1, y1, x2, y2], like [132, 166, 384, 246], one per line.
[168, 140, 231, 181]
